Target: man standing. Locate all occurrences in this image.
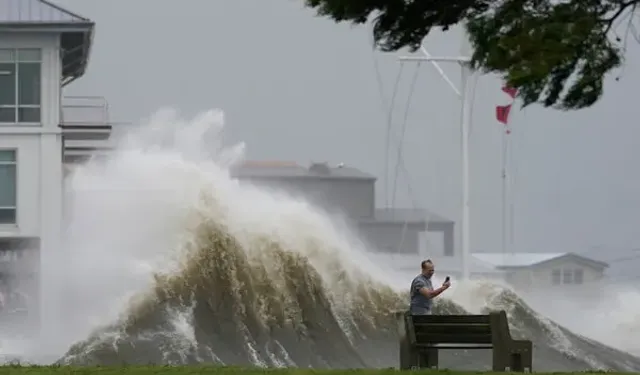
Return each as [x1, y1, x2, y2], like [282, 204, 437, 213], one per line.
[409, 259, 451, 315]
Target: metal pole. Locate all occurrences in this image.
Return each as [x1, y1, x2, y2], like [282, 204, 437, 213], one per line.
[398, 56, 471, 63]
[507, 130, 515, 255]
[396, 52, 473, 280]
[501, 129, 507, 256]
[459, 63, 471, 281]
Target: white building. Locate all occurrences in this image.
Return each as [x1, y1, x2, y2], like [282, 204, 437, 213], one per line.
[473, 252, 609, 291]
[0, 0, 106, 325]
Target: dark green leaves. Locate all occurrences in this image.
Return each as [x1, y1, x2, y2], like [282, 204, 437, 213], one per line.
[467, 0, 627, 109]
[304, 0, 638, 110]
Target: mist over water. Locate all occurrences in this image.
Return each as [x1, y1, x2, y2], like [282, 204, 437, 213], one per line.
[521, 285, 640, 357]
[0, 108, 638, 370]
[43, 108, 398, 363]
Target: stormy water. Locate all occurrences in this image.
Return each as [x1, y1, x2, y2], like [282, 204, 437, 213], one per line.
[2, 109, 640, 371]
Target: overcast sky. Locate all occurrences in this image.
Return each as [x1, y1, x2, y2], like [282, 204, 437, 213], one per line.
[56, 0, 640, 257]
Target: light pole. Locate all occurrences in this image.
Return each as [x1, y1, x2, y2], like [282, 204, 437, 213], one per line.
[398, 46, 473, 280]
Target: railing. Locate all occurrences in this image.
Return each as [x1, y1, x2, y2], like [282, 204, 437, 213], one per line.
[60, 95, 110, 125]
[60, 96, 112, 141]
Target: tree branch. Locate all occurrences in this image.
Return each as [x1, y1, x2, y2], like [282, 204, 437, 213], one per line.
[603, 0, 638, 35]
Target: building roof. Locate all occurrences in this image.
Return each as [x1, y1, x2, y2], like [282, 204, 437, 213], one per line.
[0, 0, 95, 85]
[232, 161, 375, 180]
[472, 252, 609, 270]
[372, 208, 452, 224]
[0, 0, 89, 23]
[357, 208, 453, 228]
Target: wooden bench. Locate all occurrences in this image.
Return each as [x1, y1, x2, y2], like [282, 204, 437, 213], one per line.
[396, 310, 533, 372]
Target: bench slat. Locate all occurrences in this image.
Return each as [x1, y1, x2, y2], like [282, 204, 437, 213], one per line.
[414, 323, 491, 335]
[417, 344, 493, 349]
[411, 314, 490, 324]
[416, 333, 493, 344]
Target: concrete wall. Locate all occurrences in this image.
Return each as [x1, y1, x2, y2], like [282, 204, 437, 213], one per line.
[240, 177, 375, 219]
[358, 222, 422, 254]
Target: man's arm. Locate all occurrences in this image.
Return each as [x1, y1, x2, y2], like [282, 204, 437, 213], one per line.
[418, 285, 446, 299]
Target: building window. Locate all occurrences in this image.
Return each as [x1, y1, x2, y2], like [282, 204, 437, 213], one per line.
[573, 268, 584, 284]
[552, 268, 585, 285]
[0, 49, 41, 124]
[0, 150, 17, 224]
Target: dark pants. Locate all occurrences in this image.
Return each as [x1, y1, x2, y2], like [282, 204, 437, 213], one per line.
[409, 306, 432, 315]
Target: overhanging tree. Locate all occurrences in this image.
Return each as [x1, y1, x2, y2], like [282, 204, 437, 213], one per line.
[304, 0, 639, 110]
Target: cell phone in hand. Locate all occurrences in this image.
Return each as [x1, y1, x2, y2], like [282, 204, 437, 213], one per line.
[445, 276, 450, 282]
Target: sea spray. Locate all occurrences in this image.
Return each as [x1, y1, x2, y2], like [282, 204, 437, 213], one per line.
[3, 108, 637, 371]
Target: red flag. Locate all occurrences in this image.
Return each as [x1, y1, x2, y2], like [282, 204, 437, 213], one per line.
[496, 84, 517, 132]
[502, 86, 517, 99]
[496, 104, 512, 124]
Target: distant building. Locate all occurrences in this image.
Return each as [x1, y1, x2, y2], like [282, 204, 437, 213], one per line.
[472, 252, 609, 291]
[358, 208, 453, 256]
[61, 144, 457, 259]
[233, 161, 455, 257]
[234, 160, 376, 219]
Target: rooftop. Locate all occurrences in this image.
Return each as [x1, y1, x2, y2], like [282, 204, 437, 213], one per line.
[472, 252, 609, 270]
[0, 0, 95, 85]
[232, 161, 375, 180]
[0, 0, 89, 23]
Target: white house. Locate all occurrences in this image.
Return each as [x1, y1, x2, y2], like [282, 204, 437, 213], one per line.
[472, 252, 609, 291]
[0, 0, 102, 325]
[367, 251, 608, 292]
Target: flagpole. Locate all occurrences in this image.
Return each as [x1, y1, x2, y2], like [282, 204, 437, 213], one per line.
[507, 119, 516, 255]
[460, 63, 472, 281]
[398, 51, 473, 281]
[501, 126, 508, 256]
[496, 88, 517, 255]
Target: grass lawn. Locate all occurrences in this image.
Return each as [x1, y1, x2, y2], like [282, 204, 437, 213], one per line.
[0, 367, 623, 375]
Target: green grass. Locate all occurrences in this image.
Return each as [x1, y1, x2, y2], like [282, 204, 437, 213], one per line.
[0, 366, 625, 375]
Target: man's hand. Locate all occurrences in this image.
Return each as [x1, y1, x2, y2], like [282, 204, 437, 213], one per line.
[442, 280, 451, 289]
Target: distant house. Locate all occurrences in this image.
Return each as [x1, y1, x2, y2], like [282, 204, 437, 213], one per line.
[472, 252, 609, 291]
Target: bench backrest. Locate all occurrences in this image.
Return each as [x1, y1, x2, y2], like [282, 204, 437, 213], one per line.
[408, 314, 493, 345]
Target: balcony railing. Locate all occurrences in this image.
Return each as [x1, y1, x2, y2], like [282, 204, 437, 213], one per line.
[60, 96, 112, 141]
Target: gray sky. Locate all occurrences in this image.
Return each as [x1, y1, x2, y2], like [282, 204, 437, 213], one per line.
[57, 0, 640, 256]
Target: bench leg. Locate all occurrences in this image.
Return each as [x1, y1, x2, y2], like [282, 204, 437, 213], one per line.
[399, 343, 438, 370]
[492, 347, 508, 372]
[510, 353, 524, 372]
[522, 350, 533, 372]
[399, 335, 419, 370]
[493, 343, 533, 372]
[513, 341, 533, 372]
[421, 348, 438, 369]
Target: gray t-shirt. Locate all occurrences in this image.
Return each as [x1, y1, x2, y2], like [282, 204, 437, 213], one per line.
[409, 274, 433, 315]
